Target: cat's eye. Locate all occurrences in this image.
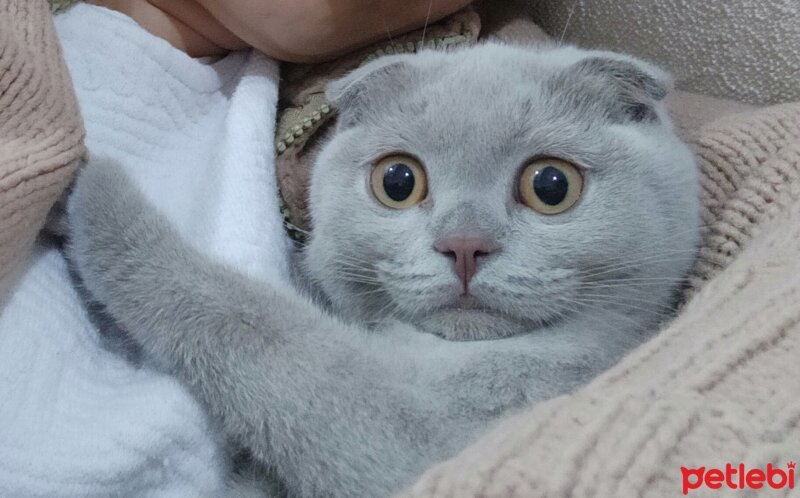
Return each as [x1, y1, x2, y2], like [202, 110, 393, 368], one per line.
[518, 158, 584, 214]
[370, 155, 428, 209]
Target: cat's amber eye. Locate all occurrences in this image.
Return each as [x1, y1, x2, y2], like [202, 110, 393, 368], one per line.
[370, 155, 428, 209]
[519, 158, 584, 214]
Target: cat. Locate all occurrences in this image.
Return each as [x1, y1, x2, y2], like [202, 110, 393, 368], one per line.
[66, 42, 701, 497]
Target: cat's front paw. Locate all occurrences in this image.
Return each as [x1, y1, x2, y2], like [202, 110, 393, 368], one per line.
[66, 158, 156, 304]
[444, 351, 590, 420]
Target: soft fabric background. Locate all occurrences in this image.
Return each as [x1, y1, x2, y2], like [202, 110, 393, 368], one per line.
[519, 0, 800, 105]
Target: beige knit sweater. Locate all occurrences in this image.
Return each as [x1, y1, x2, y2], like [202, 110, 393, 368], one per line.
[0, 0, 85, 296]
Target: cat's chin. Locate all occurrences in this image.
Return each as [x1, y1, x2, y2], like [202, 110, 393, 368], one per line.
[415, 309, 531, 341]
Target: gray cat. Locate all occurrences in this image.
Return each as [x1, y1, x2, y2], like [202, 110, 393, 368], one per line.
[67, 42, 700, 497]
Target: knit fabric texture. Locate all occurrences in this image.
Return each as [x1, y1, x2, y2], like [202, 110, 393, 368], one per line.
[0, 0, 85, 295]
[524, 0, 800, 105]
[399, 102, 800, 497]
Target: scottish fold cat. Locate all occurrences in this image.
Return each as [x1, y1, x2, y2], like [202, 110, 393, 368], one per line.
[67, 42, 700, 497]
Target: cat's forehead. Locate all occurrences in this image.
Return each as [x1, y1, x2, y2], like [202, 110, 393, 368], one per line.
[350, 42, 667, 136]
[414, 44, 584, 85]
[405, 44, 590, 110]
[357, 47, 606, 174]
[324, 43, 673, 186]
[405, 49, 545, 119]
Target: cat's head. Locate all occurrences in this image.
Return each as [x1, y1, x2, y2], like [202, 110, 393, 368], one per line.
[303, 43, 700, 341]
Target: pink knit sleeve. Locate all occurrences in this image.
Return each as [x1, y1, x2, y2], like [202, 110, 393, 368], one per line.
[0, 0, 85, 294]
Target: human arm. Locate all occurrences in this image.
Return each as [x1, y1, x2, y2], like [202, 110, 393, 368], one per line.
[89, 0, 472, 60]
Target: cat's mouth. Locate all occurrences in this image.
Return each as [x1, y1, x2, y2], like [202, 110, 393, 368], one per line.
[446, 294, 485, 311]
[415, 294, 533, 341]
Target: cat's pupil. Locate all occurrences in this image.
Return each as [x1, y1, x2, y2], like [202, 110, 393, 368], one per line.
[383, 163, 415, 201]
[533, 166, 569, 205]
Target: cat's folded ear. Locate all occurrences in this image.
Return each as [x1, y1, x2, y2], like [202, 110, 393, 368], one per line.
[553, 54, 672, 123]
[326, 55, 416, 128]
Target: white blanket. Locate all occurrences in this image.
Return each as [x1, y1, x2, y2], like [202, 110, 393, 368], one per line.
[0, 4, 291, 496]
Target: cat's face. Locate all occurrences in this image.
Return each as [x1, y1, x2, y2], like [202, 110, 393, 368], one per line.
[303, 43, 700, 341]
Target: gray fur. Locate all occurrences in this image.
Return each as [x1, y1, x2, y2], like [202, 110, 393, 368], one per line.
[67, 43, 700, 497]
[550, 56, 669, 122]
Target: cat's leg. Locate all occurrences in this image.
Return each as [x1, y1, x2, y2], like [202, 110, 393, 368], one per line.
[66, 160, 476, 497]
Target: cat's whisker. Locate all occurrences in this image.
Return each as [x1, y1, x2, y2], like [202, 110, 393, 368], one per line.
[388, 281, 446, 323]
[290, 225, 312, 237]
[335, 255, 379, 267]
[575, 224, 710, 257]
[420, 0, 434, 48]
[569, 230, 707, 271]
[596, 243, 703, 263]
[333, 263, 376, 273]
[347, 287, 390, 300]
[582, 262, 696, 281]
[566, 298, 665, 329]
[392, 302, 414, 322]
[596, 252, 699, 265]
[333, 274, 382, 285]
[369, 288, 405, 318]
[335, 254, 391, 270]
[559, 0, 578, 45]
[379, 7, 396, 45]
[577, 252, 701, 280]
[579, 277, 688, 287]
[576, 277, 689, 289]
[551, 295, 589, 316]
[587, 232, 705, 258]
[575, 282, 686, 293]
[574, 295, 676, 321]
[334, 268, 378, 279]
[334, 261, 381, 275]
[332, 275, 381, 286]
[551, 295, 653, 333]
[577, 291, 677, 310]
[575, 249, 703, 275]
[308, 268, 381, 289]
[328, 265, 375, 275]
[337, 278, 381, 287]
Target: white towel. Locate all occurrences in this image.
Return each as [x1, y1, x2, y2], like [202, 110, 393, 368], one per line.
[0, 4, 291, 496]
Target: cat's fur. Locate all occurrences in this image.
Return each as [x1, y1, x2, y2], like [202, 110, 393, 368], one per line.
[67, 43, 700, 497]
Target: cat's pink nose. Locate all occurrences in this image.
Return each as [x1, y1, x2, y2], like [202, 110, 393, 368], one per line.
[434, 235, 499, 292]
